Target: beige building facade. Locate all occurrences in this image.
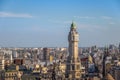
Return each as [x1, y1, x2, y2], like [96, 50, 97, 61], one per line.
[66, 22, 81, 79]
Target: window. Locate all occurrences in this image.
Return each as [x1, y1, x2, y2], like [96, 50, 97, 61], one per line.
[77, 65, 80, 70]
[77, 73, 80, 76]
[6, 74, 8, 77]
[72, 65, 74, 70]
[67, 65, 70, 70]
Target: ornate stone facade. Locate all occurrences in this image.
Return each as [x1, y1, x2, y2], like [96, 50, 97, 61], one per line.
[66, 22, 81, 79]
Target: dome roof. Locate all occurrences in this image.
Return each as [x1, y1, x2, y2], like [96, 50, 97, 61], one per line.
[71, 21, 76, 29]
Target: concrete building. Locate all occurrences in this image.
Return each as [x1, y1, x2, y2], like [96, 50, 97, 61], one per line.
[0, 54, 4, 71]
[12, 50, 18, 58]
[2, 65, 23, 80]
[33, 49, 38, 62]
[10, 53, 13, 64]
[114, 69, 120, 80]
[13, 59, 25, 65]
[66, 22, 81, 79]
[43, 48, 50, 62]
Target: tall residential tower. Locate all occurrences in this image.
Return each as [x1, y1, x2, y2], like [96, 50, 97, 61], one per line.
[66, 22, 81, 79]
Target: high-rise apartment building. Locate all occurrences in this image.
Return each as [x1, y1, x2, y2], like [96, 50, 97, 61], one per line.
[43, 48, 50, 62]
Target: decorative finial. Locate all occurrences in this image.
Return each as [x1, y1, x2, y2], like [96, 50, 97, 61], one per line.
[71, 21, 76, 29]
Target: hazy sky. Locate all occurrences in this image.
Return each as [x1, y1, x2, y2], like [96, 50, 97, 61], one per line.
[0, 0, 120, 47]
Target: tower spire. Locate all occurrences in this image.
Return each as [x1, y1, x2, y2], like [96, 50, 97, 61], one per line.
[71, 21, 76, 29]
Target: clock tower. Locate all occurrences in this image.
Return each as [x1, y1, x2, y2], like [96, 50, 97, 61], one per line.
[66, 22, 81, 79]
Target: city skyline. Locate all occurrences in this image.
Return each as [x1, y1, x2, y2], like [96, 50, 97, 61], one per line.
[0, 0, 120, 47]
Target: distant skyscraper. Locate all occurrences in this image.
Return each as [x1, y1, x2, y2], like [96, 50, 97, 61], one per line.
[66, 22, 81, 79]
[33, 50, 38, 62]
[43, 48, 50, 62]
